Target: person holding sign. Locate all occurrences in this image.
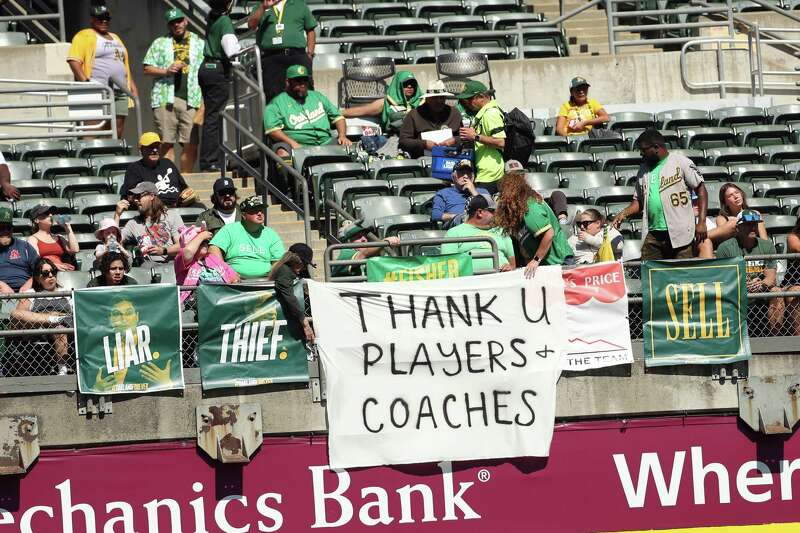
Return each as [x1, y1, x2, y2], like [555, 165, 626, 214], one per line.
[442, 194, 515, 273]
[494, 173, 574, 279]
[612, 129, 708, 260]
[398, 79, 462, 159]
[268, 249, 315, 342]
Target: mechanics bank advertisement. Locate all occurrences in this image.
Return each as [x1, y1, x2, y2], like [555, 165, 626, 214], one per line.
[3, 416, 800, 532]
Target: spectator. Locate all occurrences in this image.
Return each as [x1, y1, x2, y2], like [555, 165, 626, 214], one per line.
[554, 77, 609, 137]
[248, 0, 317, 104]
[268, 248, 315, 342]
[716, 210, 798, 334]
[693, 191, 718, 259]
[612, 129, 708, 260]
[431, 159, 489, 227]
[398, 79, 462, 159]
[715, 183, 768, 243]
[11, 258, 72, 375]
[87, 251, 137, 287]
[508, 159, 568, 223]
[27, 205, 78, 272]
[264, 64, 351, 161]
[288, 241, 315, 279]
[441, 194, 515, 273]
[785, 215, 800, 286]
[0, 207, 37, 294]
[116, 182, 183, 264]
[66, 5, 138, 139]
[175, 225, 238, 303]
[209, 195, 285, 279]
[143, 8, 205, 173]
[120, 132, 198, 208]
[332, 221, 400, 278]
[568, 208, 623, 264]
[494, 173, 574, 278]
[0, 150, 19, 201]
[199, 0, 241, 172]
[94, 218, 132, 263]
[343, 72, 423, 135]
[197, 176, 241, 235]
[456, 80, 505, 195]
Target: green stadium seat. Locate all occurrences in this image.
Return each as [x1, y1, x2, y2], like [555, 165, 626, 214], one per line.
[54, 214, 93, 234]
[71, 139, 129, 158]
[322, 19, 378, 38]
[680, 127, 736, 150]
[5, 161, 33, 181]
[669, 148, 707, 165]
[524, 172, 560, 191]
[465, 0, 524, 16]
[745, 197, 782, 215]
[729, 164, 788, 183]
[310, 4, 357, 21]
[779, 195, 800, 215]
[389, 177, 446, 197]
[75, 194, 124, 216]
[656, 109, 712, 130]
[565, 204, 598, 224]
[766, 104, 800, 127]
[411, 0, 466, 18]
[293, 146, 352, 176]
[696, 165, 730, 182]
[172, 207, 205, 224]
[91, 155, 139, 177]
[14, 198, 72, 218]
[762, 215, 796, 235]
[754, 180, 800, 198]
[409, 191, 437, 215]
[622, 239, 642, 261]
[13, 179, 55, 198]
[151, 264, 177, 284]
[14, 141, 69, 162]
[570, 134, 626, 154]
[11, 218, 32, 235]
[34, 157, 92, 180]
[56, 270, 92, 291]
[0, 144, 13, 159]
[705, 147, 760, 166]
[353, 196, 411, 227]
[370, 159, 426, 180]
[72, 233, 101, 250]
[55, 177, 111, 198]
[375, 214, 435, 237]
[760, 144, 800, 165]
[75, 250, 96, 272]
[532, 135, 569, 156]
[585, 186, 635, 206]
[711, 106, 765, 127]
[127, 267, 154, 285]
[608, 112, 656, 135]
[358, 3, 413, 20]
[538, 152, 593, 172]
[734, 125, 792, 148]
[399, 229, 448, 256]
[333, 179, 392, 211]
[593, 151, 642, 173]
[559, 170, 616, 190]
[93, 210, 137, 228]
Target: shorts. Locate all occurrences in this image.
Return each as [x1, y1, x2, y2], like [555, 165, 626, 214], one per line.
[153, 97, 197, 144]
[113, 90, 128, 118]
[641, 231, 694, 261]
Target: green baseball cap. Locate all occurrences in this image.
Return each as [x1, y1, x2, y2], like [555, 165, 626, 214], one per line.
[165, 7, 185, 23]
[339, 221, 368, 242]
[570, 76, 590, 89]
[286, 64, 310, 79]
[0, 207, 12, 225]
[455, 80, 489, 100]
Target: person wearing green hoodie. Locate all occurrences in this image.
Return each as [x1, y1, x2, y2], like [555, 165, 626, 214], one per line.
[341, 71, 422, 134]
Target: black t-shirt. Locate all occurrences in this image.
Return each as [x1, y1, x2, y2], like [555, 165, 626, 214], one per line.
[120, 158, 188, 207]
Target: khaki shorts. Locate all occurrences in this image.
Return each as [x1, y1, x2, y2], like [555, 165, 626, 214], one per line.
[113, 90, 128, 118]
[153, 97, 197, 144]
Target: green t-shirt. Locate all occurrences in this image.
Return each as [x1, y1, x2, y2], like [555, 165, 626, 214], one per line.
[716, 237, 777, 282]
[332, 248, 362, 278]
[209, 222, 285, 278]
[441, 223, 514, 272]
[647, 158, 668, 231]
[256, 0, 317, 50]
[521, 198, 573, 265]
[203, 15, 235, 60]
[264, 90, 343, 146]
[474, 100, 506, 185]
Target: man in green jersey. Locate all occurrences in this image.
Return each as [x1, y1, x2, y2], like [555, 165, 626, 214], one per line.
[612, 129, 708, 260]
[441, 194, 515, 273]
[264, 64, 351, 160]
[331, 221, 399, 279]
[455, 80, 506, 195]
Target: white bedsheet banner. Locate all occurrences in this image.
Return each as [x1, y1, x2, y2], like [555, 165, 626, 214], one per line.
[309, 268, 567, 469]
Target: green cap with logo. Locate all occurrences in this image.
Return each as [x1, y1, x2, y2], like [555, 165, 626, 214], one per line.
[286, 64, 310, 79]
[165, 7, 185, 23]
[0, 207, 12, 225]
[570, 76, 590, 89]
[454, 79, 489, 100]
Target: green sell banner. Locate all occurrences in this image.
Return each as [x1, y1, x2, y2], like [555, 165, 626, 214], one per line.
[365, 253, 473, 282]
[74, 285, 184, 394]
[197, 284, 309, 390]
[642, 257, 751, 366]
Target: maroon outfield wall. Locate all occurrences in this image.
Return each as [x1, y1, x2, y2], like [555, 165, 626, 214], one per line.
[1, 416, 799, 532]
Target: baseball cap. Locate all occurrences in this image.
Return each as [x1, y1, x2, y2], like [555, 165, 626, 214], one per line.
[28, 204, 56, 221]
[240, 195, 265, 212]
[466, 194, 497, 216]
[504, 159, 525, 173]
[455, 80, 489, 100]
[570, 76, 590, 89]
[453, 159, 473, 172]
[129, 182, 159, 195]
[90, 5, 111, 18]
[339, 220, 368, 242]
[736, 209, 762, 225]
[165, 7, 185, 23]
[138, 132, 161, 147]
[286, 64, 310, 79]
[289, 242, 316, 268]
[0, 207, 12, 225]
[213, 177, 237, 195]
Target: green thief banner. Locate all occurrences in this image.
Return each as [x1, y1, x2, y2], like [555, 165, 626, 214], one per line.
[366, 253, 473, 282]
[197, 284, 309, 390]
[642, 257, 751, 366]
[74, 285, 184, 394]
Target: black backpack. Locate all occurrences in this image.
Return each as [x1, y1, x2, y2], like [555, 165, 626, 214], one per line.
[486, 107, 536, 164]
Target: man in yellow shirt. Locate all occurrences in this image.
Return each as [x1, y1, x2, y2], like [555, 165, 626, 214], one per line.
[456, 80, 506, 195]
[555, 77, 609, 137]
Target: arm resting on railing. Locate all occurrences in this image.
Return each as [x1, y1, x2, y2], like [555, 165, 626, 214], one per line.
[10, 298, 65, 328]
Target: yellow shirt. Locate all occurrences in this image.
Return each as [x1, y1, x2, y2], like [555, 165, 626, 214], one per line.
[67, 28, 134, 107]
[557, 98, 603, 135]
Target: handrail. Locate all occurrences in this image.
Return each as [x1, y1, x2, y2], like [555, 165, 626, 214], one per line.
[323, 198, 399, 258]
[680, 37, 753, 98]
[0, 0, 65, 42]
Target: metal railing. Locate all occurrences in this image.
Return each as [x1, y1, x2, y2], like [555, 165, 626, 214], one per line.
[748, 24, 800, 97]
[0, 0, 65, 43]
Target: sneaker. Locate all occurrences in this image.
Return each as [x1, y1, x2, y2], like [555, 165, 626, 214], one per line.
[57, 365, 70, 376]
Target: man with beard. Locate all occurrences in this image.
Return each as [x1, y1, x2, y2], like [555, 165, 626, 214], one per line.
[612, 129, 708, 260]
[0, 207, 37, 294]
[263, 64, 351, 159]
[398, 79, 462, 159]
[197, 177, 241, 235]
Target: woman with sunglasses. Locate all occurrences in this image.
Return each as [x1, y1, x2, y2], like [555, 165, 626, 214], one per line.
[555, 76, 609, 137]
[715, 183, 768, 243]
[11, 258, 73, 375]
[568, 208, 623, 264]
[342, 71, 423, 134]
[27, 204, 79, 272]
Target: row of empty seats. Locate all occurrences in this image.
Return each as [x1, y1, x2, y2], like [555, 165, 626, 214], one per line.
[56, 264, 178, 289]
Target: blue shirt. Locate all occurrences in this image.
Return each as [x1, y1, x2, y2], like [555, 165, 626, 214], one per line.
[0, 238, 38, 291]
[431, 185, 491, 222]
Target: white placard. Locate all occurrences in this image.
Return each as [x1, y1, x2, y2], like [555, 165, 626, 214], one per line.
[420, 128, 454, 144]
[309, 268, 567, 469]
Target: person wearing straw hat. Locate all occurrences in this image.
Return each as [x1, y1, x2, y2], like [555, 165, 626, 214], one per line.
[399, 79, 462, 159]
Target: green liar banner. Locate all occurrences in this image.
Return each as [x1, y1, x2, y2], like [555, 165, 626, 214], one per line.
[74, 285, 184, 394]
[365, 252, 473, 282]
[642, 257, 751, 366]
[197, 284, 309, 390]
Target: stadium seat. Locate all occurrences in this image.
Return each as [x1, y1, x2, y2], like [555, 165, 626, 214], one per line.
[607, 112, 656, 136]
[436, 52, 494, 97]
[55, 177, 111, 198]
[655, 109, 712, 131]
[585, 186, 635, 206]
[525, 172, 561, 191]
[370, 159, 426, 180]
[151, 264, 177, 284]
[310, 4, 357, 21]
[353, 196, 411, 227]
[410, 0, 466, 18]
[711, 106, 765, 127]
[773, 233, 788, 254]
[314, 43, 344, 55]
[695, 165, 730, 182]
[322, 20, 378, 38]
[108, 174, 124, 195]
[405, 49, 438, 64]
[91, 155, 139, 177]
[538, 152, 593, 172]
[75, 250, 96, 272]
[0, 144, 13, 159]
[734, 125, 792, 147]
[760, 144, 800, 165]
[73, 233, 101, 250]
[623, 130, 679, 151]
[34, 158, 92, 180]
[622, 239, 642, 261]
[389, 177, 446, 197]
[13, 179, 54, 198]
[754, 180, 800, 198]
[172, 207, 205, 224]
[703, 181, 725, 207]
[570, 134, 626, 154]
[409, 191, 436, 215]
[6, 161, 33, 181]
[56, 271, 91, 291]
[55, 214, 93, 233]
[787, 162, 800, 180]
[729, 164, 787, 183]
[358, 3, 412, 20]
[745, 197, 782, 215]
[593, 151, 642, 173]
[332, 179, 392, 210]
[705, 147, 760, 166]
[762, 215, 796, 235]
[485, 12, 544, 30]
[779, 195, 800, 215]
[513, 28, 569, 58]
[565, 204, 597, 224]
[127, 267, 154, 285]
[93, 210, 136, 228]
[454, 44, 510, 61]
[75, 194, 124, 216]
[293, 146, 352, 176]
[375, 214, 435, 237]
[400, 229, 448, 255]
[14, 141, 69, 162]
[531, 118, 546, 137]
[559, 170, 616, 190]
[434, 15, 487, 41]
[465, 0, 524, 16]
[669, 149, 707, 165]
[378, 17, 432, 36]
[532, 135, 569, 156]
[766, 104, 800, 127]
[680, 127, 736, 150]
[71, 139, 129, 158]
[311, 162, 369, 215]
[541, 187, 584, 204]
[14, 198, 72, 218]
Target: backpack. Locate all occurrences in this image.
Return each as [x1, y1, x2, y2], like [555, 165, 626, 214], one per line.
[486, 107, 536, 164]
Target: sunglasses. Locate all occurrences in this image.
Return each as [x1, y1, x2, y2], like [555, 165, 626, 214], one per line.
[39, 269, 55, 278]
[577, 220, 597, 228]
[218, 190, 236, 197]
[95, 16, 111, 22]
[142, 145, 160, 153]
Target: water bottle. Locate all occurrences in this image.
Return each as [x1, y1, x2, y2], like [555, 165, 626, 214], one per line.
[107, 234, 120, 254]
[55, 214, 71, 225]
[461, 117, 473, 150]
